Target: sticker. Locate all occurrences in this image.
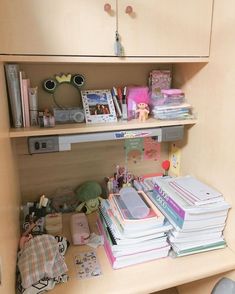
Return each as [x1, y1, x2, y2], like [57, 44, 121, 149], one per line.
[144, 137, 161, 161]
[74, 251, 102, 279]
[169, 143, 181, 176]
[124, 138, 144, 164]
[115, 130, 152, 139]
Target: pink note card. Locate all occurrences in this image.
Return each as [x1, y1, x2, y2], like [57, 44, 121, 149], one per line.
[144, 137, 161, 161]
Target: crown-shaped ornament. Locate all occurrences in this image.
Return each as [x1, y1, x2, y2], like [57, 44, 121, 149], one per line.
[55, 73, 72, 84]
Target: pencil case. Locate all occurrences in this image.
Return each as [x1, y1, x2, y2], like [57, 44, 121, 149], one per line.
[70, 213, 90, 245]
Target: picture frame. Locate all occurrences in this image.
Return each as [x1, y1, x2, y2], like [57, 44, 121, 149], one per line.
[81, 89, 117, 124]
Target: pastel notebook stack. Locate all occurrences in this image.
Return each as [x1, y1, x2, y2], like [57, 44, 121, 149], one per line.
[146, 175, 231, 257]
[97, 189, 172, 269]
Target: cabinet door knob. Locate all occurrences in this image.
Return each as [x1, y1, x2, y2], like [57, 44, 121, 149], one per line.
[104, 3, 112, 12]
[125, 5, 133, 14]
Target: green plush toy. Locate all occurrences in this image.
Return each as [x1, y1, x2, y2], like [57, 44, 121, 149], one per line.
[75, 181, 103, 214]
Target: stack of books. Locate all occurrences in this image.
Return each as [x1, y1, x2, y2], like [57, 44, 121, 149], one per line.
[5, 64, 37, 128]
[146, 176, 231, 257]
[97, 190, 172, 269]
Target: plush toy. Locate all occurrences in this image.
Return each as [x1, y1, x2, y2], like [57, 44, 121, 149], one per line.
[75, 181, 103, 214]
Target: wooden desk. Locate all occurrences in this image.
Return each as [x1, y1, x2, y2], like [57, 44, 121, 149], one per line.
[49, 213, 235, 294]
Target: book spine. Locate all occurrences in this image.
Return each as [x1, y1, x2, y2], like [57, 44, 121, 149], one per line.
[96, 216, 116, 267]
[108, 196, 126, 226]
[149, 190, 184, 229]
[5, 64, 23, 128]
[19, 71, 26, 127]
[153, 183, 186, 219]
[99, 201, 122, 238]
[22, 79, 31, 127]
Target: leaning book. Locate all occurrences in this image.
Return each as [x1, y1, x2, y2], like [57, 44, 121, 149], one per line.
[5, 64, 23, 128]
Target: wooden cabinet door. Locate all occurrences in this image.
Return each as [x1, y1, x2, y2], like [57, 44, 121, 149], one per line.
[0, 0, 116, 56]
[118, 0, 213, 57]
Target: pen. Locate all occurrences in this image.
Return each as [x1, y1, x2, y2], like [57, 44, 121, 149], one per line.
[117, 87, 123, 106]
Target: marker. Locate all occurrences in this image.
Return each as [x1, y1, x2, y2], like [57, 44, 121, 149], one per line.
[112, 87, 122, 118]
[121, 86, 128, 120]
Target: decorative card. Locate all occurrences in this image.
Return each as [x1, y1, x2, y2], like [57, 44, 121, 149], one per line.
[81, 89, 117, 124]
[124, 138, 144, 164]
[144, 137, 161, 161]
[169, 143, 181, 176]
[74, 251, 102, 279]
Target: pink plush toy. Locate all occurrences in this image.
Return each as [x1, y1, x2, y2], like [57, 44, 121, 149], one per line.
[136, 102, 149, 122]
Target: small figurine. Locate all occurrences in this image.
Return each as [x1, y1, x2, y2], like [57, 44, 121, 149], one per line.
[136, 102, 149, 122]
[43, 108, 55, 127]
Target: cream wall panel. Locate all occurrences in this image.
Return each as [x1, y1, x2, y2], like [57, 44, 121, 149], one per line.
[0, 0, 116, 56]
[175, 0, 235, 293]
[0, 0, 213, 57]
[119, 0, 213, 57]
[0, 63, 21, 293]
[15, 138, 168, 202]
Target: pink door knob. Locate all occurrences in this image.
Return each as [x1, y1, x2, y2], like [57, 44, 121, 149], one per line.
[104, 3, 112, 12]
[125, 5, 133, 14]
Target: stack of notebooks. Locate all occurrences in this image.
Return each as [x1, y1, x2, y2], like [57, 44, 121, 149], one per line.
[145, 175, 231, 257]
[150, 88, 193, 120]
[97, 190, 172, 269]
[152, 103, 193, 120]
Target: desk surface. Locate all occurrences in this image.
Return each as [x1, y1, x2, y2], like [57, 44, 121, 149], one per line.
[49, 213, 235, 294]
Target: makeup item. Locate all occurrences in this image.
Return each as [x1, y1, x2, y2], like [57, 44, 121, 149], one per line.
[28, 87, 38, 126]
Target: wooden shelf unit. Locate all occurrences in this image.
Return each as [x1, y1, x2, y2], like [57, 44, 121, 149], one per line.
[9, 118, 197, 138]
[0, 55, 209, 64]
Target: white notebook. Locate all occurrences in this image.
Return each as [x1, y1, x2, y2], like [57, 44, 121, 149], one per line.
[172, 176, 222, 200]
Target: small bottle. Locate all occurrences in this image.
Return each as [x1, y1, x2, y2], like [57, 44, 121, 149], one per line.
[28, 87, 38, 126]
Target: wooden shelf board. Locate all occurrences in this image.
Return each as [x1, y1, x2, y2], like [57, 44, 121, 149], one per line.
[0, 54, 209, 64]
[9, 118, 197, 138]
[49, 213, 235, 294]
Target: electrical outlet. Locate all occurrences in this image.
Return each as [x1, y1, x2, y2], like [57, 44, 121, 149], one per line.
[28, 136, 59, 154]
